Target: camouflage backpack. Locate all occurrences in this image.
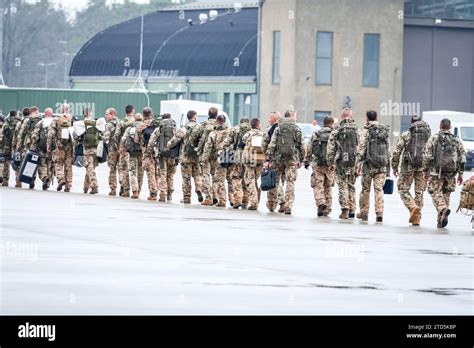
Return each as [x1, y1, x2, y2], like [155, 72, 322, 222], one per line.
[235, 123, 251, 149]
[58, 115, 72, 146]
[24, 116, 42, 147]
[184, 123, 199, 158]
[407, 122, 431, 168]
[2, 117, 20, 154]
[313, 128, 332, 166]
[124, 125, 142, 155]
[158, 119, 176, 156]
[276, 122, 298, 160]
[434, 132, 458, 174]
[143, 120, 159, 147]
[336, 122, 358, 167]
[83, 120, 99, 149]
[366, 124, 390, 168]
[197, 120, 216, 155]
[38, 123, 49, 152]
[458, 177, 474, 213]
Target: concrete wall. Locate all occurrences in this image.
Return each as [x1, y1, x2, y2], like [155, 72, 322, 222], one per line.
[260, 0, 404, 136]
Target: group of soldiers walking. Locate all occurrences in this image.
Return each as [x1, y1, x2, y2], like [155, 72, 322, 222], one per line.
[0, 103, 467, 228]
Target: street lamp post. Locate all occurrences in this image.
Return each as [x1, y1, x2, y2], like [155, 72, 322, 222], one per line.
[59, 40, 69, 89]
[38, 63, 56, 88]
[304, 75, 311, 122]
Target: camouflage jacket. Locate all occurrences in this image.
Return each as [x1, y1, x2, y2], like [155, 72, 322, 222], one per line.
[262, 123, 278, 154]
[222, 122, 251, 164]
[391, 120, 430, 173]
[356, 121, 391, 174]
[103, 118, 119, 153]
[422, 130, 466, 177]
[305, 126, 333, 166]
[0, 115, 21, 156]
[114, 114, 135, 150]
[168, 121, 198, 163]
[201, 124, 229, 162]
[326, 119, 362, 175]
[266, 118, 305, 165]
[47, 115, 74, 153]
[120, 120, 143, 157]
[188, 118, 217, 158]
[16, 115, 42, 151]
[30, 118, 53, 155]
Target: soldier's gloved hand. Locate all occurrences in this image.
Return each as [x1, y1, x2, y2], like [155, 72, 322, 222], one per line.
[265, 161, 270, 170]
[393, 169, 399, 177]
[422, 173, 430, 182]
[304, 161, 310, 169]
[457, 175, 464, 186]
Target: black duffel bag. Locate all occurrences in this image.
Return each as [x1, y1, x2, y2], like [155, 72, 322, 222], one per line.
[260, 168, 276, 191]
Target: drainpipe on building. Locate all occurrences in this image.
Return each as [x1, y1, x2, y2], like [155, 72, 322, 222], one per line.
[185, 77, 190, 99]
[256, 0, 264, 119]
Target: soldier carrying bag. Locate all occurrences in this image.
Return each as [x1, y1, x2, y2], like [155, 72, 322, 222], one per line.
[458, 176, 474, 214]
[260, 168, 276, 191]
[19, 150, 40, 184]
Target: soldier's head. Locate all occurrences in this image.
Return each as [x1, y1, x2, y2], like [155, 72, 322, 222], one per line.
[323, 116, 335, 129]
[44, 108, 53, 118]
[22, 107, 31, 118]
[9, 110, 18, 118]
[208, 107, 218, 119]
[161, 113, 171, 120]
[216, 115, 226, 125]
[187, 110, 197, 122]
[251, 118, 260, 130]
[285, 110, 297, 121]
[411, 114, 422, 123]
[134, 113, 143, 121]
[0, 115, 4, 126]
[83, 106, 92, 118]
[30, 106, 39, 117]
[366, 110, 377, 122]
[125, 105, 135, 116]
[142, 107, 153, 119]
[240, 117, 250, 124]
[59, 103, 70, 114]
[341, 107, 352, 120]
[268, 112, 280, 125]
[440, 118, 451, 131]
[105, 108, 117, 121]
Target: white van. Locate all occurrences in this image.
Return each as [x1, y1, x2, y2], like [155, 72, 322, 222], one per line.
[423, 110, 474, 170]
[160, 99, 231, 128]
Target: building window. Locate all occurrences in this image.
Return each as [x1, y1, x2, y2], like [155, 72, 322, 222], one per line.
[168, 92, 185, 100]
[272, 31, 281, 84]
[234, 93, 258, 123]
[314, 111, 331, 126]
[223, 93, 230, 115]
[315, 32, 333, 85]
[190, 93, 210, 102]
[363, 33, 380, 87]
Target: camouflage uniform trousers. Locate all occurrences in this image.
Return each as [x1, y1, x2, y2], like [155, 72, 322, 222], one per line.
[118, 150, 130, 193]
[212, 160, 228, 204]
[229, 164, 249, 206]
[157, 156, 176, 197]
[226, 169, 235, 204]
[129, 155, 144, 194]
[83, 154, 98, 190]
[107, 150, 119, 191]
[359, 169, 386, 216]
[311, 165, 335, 213]
[200, 160, 216, 199]
[37, 155, 52, 184]
[397, 170, 427, 213]
[244, 164, 263, 208]
[427, 175, 456, 213]
[53, 148, 73, 189]
[267, 163, 299, 210]
[1, 160, 21, 187]
[142, 156, 158, 196]
[181, 159, 202, 200]
[336, 173, 357, 212]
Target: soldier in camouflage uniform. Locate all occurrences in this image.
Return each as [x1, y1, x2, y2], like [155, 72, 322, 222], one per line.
[422, 118, 466, 228]
[74, 108, 100, 194]
[47, 103, 74, 192]
[103, 108, 119, 195]
[356, 111, 391, 223]
[121, 112, 144, 199]
[148, 113, 177, 202]
[265, 111, 305, 215]
[138, 108, 159, 201]
[29, 108, 54, 190]
[222, 117, 251, 209]
[201, 115, 230, 207]
[391, 115, 431, 226]
[0, 110, 22, 187]
[114, 105, 135, 197]
[16, 106, 42, 189]
[168, 110, 203, 204]
[305, 116, 335, 217]
[327, 107, 362, 219]
[189, 107, 218, 205]
[241, 118, 265, 210]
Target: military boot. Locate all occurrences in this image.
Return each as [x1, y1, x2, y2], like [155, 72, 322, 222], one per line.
[89, 187, 98, 195]
[42, 179, 49, 191]
[167, 191, 173, 201]
[318, 204, 327, 217]
[2, 181, 8, 187]
[148, 192, 157, 201]
[278, 203, 286, 213]
[122, 189, 130, 198]
[181, 197, 191, 204]
[242, 202, 248, 210]
[376, 214, 383, 223]
[196, 190, 204, 203]
[216, 201, 226, 208]
[356, 212, 368, 221]
[131, 191, 139, 199]
[266, 201, 276, 212]
[159, 193, 166, 202]
[348, 211, 355, 219]
[109, 189, 116, 196]
[247, 205, 258, 211]
[409, 206, 420, 225]
[339, 209, 349, 220]
[119, 186, 124, 196]
[284, 207, 292, 215]
[202, 196, 213, 206]
[57, 182, 65, 191]
[83, 187, 89, 194]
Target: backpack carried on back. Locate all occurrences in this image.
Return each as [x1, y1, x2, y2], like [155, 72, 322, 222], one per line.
[434, 132, 458, 174]
[24, 117, 41, 147]
[83, 120, 99, 149]
[184, 123, 199, 158]
[336, 122, 358, 167]
[2, 118, 20, 156]
[197, 121, 216, 155]
[407, 122, 431, 168]
[246, 132, 265, 165]
[124, 126, 142, 155]
[313, 128, 332, 166]
[38, 124, 49, 153]
[158, 119, 176, 156]
[58, 115, 72, 145]
[276, 122, 298, 160]
[366, 124, 390, 168]
[143, 123, 158, 147]
[458, 177, 474, 214]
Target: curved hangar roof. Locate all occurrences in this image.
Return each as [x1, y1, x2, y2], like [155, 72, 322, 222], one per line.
[70, 8, 258, 78]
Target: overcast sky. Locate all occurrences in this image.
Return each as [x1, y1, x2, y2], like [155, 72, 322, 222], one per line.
[49, 0, 151, 18]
